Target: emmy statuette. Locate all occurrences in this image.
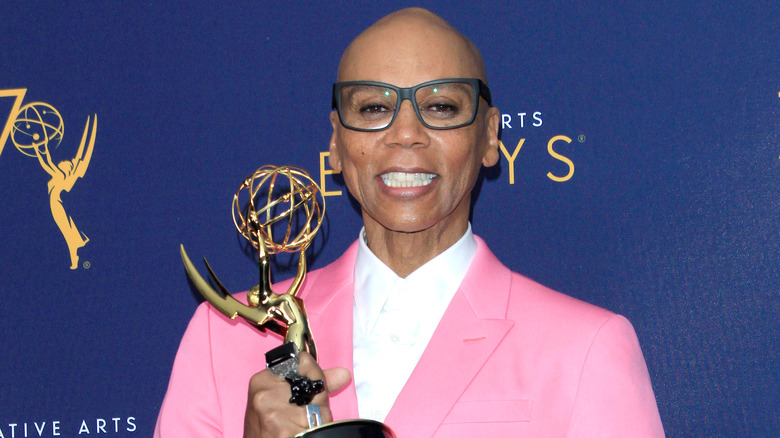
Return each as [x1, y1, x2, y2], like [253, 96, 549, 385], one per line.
[180, 165, 395, 438]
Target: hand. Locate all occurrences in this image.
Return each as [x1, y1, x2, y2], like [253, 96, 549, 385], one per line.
[243, 352, 351, 438]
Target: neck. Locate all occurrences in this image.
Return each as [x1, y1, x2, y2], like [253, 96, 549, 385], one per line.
[363, 217, 469, 278]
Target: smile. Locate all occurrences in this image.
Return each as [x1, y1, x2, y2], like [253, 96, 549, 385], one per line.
[381, 172, 436, 188]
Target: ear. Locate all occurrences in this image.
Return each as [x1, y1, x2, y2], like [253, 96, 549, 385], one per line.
[328, 110, 342, 172]
[481, 106, 500, 167]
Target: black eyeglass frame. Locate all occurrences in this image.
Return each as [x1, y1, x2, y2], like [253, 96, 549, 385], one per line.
[331, 78, 493, 132]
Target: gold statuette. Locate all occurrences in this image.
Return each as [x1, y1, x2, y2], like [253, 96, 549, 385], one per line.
[180, 165, 322, 356]
[180, 164, 394, 437]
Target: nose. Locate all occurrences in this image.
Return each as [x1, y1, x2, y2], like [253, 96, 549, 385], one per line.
[383, 100, 428, 148]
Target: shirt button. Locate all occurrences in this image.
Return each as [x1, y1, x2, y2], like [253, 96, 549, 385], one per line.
[390, 334, 400, 343]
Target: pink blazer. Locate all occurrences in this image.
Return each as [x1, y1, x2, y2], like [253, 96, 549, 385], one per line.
[155, 237, 664, 437]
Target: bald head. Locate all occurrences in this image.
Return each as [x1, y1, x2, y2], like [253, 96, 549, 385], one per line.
[337, 8, 488, 84]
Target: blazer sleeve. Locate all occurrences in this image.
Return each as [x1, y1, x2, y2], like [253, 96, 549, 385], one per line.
[567, 315, 665, 437]
[154, 303, 225, 437]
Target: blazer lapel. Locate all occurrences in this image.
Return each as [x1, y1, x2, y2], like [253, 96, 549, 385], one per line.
[384, 237, 514, 436]
[301, 242, 361, 419]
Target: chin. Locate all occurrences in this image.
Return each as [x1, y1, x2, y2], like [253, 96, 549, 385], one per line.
[383, 217, 440, 234]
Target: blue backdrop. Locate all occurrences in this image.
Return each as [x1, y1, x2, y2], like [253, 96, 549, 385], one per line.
[1, 1, 777, 436]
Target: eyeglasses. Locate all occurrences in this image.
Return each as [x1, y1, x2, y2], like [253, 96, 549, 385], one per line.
[332, 78, 492, 132]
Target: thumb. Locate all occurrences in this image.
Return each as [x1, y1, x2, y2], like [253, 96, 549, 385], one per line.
[323, 367, 352, 394]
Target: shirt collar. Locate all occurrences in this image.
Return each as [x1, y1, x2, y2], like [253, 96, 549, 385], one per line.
[354, 224, 477, 334]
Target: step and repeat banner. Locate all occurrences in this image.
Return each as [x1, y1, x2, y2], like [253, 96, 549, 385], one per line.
[1, 1, 777, 436]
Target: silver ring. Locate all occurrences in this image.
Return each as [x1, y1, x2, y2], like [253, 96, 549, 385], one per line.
[305, 403, 322, 428]
[268, 357, 299, 380]
[266, 343, 300, 380]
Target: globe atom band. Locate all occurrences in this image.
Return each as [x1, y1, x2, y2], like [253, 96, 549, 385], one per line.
[12, 102, 64, 157]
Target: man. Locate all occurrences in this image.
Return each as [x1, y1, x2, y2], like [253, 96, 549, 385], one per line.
[155, 8, 664, 437]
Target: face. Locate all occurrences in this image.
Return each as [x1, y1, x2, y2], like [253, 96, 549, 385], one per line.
[328, 17, 500, 237]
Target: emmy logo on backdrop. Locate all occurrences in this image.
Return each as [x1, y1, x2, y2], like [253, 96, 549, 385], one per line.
[181, 165, 395, 437]
[1, 89, 97, 270]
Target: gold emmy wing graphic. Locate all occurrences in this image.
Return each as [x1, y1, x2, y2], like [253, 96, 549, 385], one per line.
[1, 89, 97, 270]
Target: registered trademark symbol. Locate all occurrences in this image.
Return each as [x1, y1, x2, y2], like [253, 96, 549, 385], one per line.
[83, 261, 91, 269]
[578, 134, 586, 143]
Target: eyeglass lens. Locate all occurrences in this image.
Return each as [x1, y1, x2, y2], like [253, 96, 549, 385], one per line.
[339, 81, 476, 130]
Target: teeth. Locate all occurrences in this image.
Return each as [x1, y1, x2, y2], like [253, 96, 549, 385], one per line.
[381, 172, 436, 188]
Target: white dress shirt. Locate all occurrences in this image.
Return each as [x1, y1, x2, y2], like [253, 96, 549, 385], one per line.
[352, 224, 477, 422]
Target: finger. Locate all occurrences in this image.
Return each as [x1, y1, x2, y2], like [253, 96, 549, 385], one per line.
[294, 353, 352, 425]
[296, 352, 329, 408]
[247, 368, 287, 394]
[296, 351, 324, 379]
[246, 370, 309, 436]
[323, 367, 351, 394]
[296, 353, 351, 394]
